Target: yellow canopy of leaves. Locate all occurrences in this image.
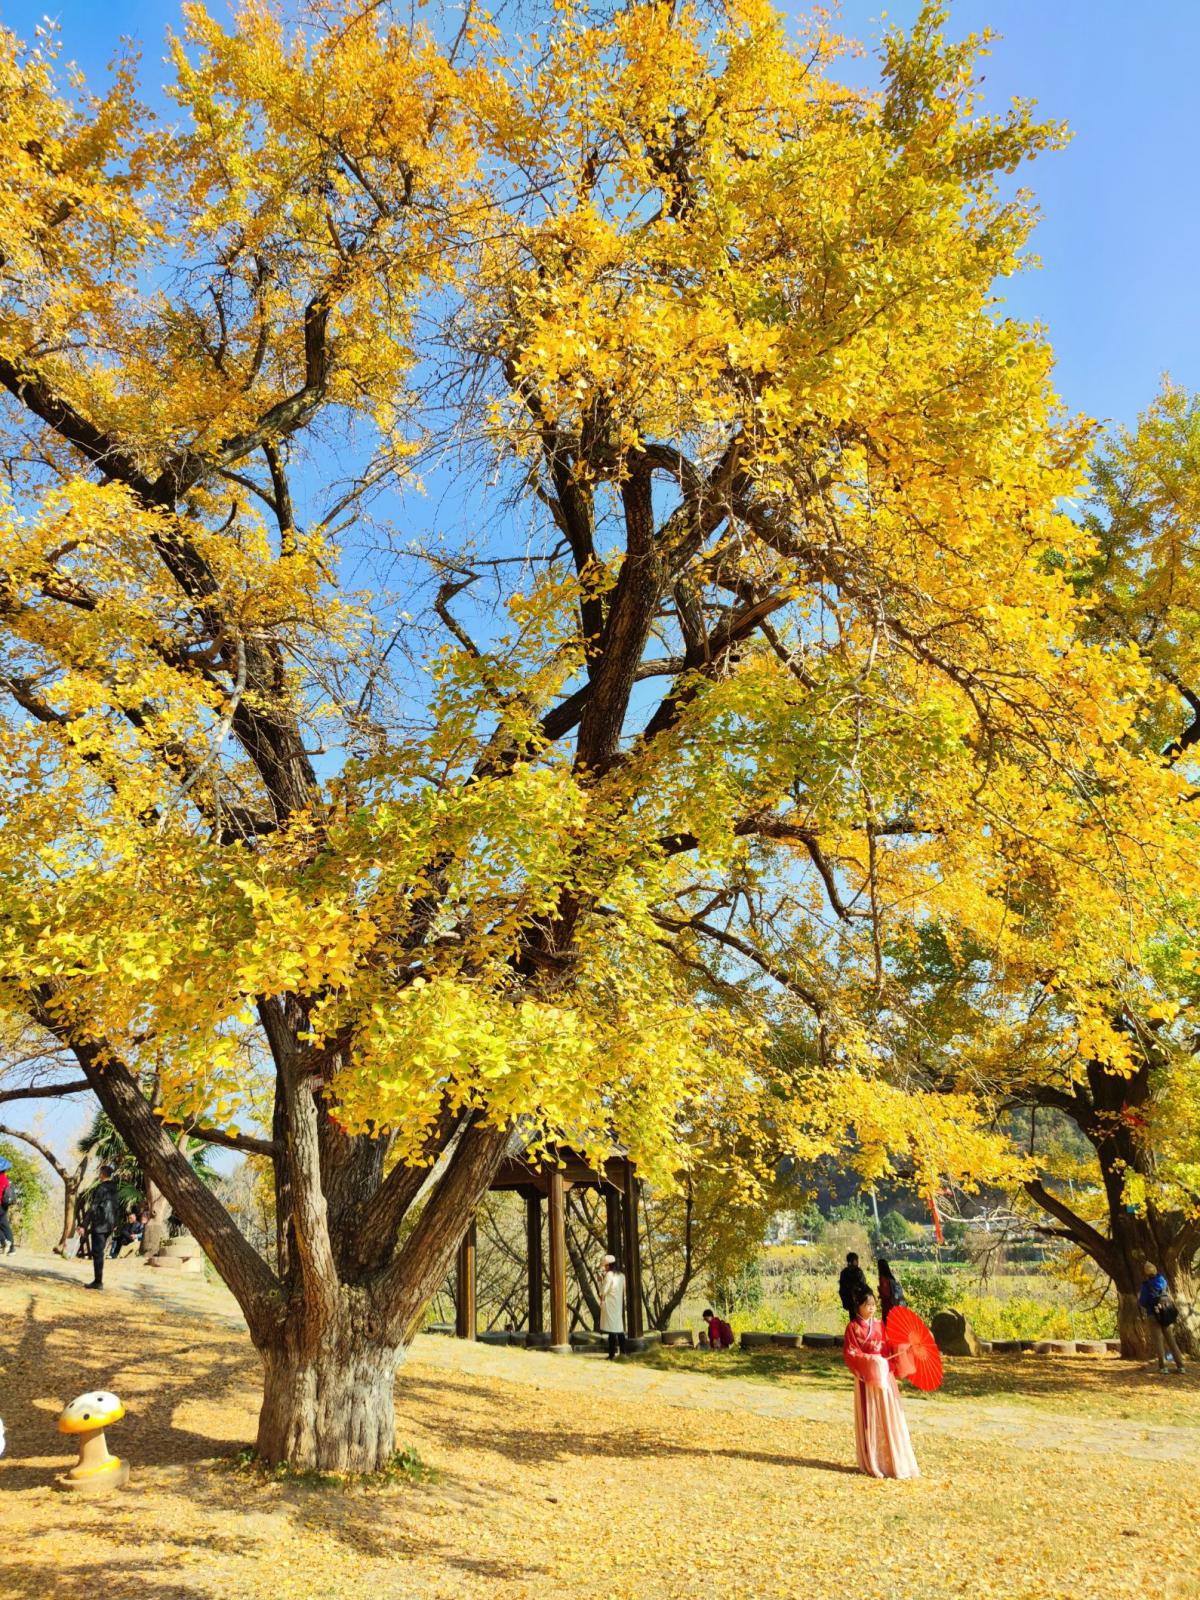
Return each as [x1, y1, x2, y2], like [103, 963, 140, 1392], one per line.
[0, 0, 1194, 1204]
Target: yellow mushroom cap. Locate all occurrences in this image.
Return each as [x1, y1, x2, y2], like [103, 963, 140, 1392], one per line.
[58, 1391, 125, 1434]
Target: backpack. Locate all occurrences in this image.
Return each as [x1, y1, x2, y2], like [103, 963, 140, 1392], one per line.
[1152, 1287, 1179, 1328]
[89, 1182, 122, 1234]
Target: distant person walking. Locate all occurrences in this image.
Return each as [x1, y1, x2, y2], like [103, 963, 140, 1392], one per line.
[838, 1251, 870, 1317]
[702, 1309, 734, 1350]
[877, 1259, 906, 1318]
[1140, 1262, 1186, 1375]
[0, 1161, 15, 1255]
[843, 1288, 920, 1479]
[85, 1165, 123, 1290]
[598, 1253, 628, 1360]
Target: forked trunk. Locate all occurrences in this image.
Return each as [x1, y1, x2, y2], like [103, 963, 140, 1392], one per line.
[256, 1312, 402, 1473]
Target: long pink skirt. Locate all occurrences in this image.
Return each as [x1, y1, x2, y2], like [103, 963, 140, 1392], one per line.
[853, 1365, 919, 1480]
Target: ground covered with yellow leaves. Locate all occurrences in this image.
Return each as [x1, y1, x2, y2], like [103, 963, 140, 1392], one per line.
[1, 1260, 1196, 1600]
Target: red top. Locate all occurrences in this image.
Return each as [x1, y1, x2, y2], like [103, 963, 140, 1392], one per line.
[0, 1174, 10, 1205]
[707, 1316, 734, 1349]
[843, 1315, 895, 1384]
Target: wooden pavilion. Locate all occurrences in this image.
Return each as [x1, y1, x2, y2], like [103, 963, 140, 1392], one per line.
[454, 1149, 643, 1350]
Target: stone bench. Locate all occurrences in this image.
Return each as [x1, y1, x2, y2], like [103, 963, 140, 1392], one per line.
[661, 1329, 694, 1347]
[801, 1332, 842, 1350]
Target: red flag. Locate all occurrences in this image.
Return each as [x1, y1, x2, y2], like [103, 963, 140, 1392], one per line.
[928, 1189, 944, 1244]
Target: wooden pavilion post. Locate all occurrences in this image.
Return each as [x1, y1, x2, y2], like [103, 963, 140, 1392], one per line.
[604, 1184, 623, 1265]
[525, 1191, 544, 1339]
[546, 1168, 571, 1353]
[621, 1157, 644, 1339]
[454, 1218, 477, 1340]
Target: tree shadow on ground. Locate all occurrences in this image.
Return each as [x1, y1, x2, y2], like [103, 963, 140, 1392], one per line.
[0, 1287, 261, 1490]
[399, 1372, 858, 1476]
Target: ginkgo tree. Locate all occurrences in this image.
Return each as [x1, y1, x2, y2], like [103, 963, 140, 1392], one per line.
[0, 0, 1185, 1469]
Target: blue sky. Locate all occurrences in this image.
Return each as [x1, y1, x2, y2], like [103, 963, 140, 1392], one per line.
[1, 0, 1195, 1166]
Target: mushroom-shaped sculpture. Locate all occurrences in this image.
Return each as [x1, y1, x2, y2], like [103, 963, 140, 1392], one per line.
[55, 1390, 129, 1494]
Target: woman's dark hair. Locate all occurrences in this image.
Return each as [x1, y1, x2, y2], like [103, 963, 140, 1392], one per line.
[877, 1258, 893, 1280]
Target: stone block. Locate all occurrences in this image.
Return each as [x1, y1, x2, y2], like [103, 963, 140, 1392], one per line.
[740, 1332, 773, 1350]
[661, 1329, 694, 1347]
[771, 1333, 802, 1349]
[1075, 1341, 1108, 1356]
[801, 1333, 842, 1350]
[625, 1332, 661, 1354]
[930, 1309, 980, 1356]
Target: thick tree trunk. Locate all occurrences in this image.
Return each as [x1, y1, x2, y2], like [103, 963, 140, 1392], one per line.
[256, 1308, 402, 1473]
[1116, 1290, 1152, 1360]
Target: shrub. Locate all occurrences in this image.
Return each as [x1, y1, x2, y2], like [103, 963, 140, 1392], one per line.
[900, 1266, 964, 1325]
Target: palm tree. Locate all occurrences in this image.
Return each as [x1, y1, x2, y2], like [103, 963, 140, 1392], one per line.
[78, 1108, 219, 1249]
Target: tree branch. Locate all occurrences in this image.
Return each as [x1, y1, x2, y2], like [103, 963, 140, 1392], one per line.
[0, 1121, 73, 1185]
[1024, 1178, 1114, 1273]
[29, 987, 282, 1337]
[0, 1078, 92, 1106]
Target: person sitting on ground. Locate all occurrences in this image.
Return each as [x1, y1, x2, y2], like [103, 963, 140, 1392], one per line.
[702, 1309, 735, 1350]
[838, 1251, 870, 1317]
[877, 1259, 906, 1318]
[1139, 1262, 1186, 1375]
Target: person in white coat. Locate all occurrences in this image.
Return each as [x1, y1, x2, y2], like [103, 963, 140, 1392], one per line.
[598, 1252, 628, 1360]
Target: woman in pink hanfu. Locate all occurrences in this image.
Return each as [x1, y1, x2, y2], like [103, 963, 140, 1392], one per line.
[842, 1290, 920, 1480]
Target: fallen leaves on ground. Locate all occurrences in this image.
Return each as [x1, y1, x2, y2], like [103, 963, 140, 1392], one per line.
[0, 1265, 1196, 1600]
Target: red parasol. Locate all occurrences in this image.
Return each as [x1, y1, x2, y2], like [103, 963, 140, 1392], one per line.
[886, 1306, 943, 1392]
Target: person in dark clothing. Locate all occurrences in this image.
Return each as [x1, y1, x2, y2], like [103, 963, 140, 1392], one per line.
[877, 1259, 906, 1318]
[838, 1252, 870, 1317]
[86, 1165, 123, 1289]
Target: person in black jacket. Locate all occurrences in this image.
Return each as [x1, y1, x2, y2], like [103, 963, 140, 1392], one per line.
[838, 1252, 870, 1318]
[85, 1165, 123, 1289]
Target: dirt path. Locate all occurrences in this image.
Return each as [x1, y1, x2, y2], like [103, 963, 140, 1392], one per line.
[410, 1330, 1199, 1464]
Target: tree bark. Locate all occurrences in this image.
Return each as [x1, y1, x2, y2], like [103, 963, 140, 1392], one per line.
[54, 1160, 87, 1253]
[256, 1295, 401, 1472]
